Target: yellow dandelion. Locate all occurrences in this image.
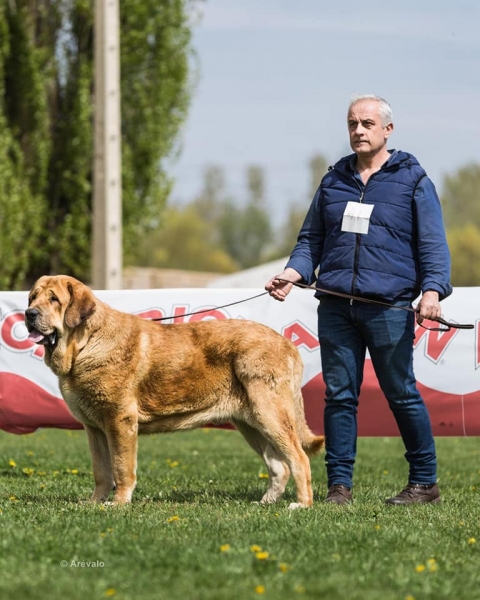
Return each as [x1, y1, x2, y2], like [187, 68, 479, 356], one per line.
[220, 544, 230, 552]
[9, 495, 18, 502]
[279, 562, 291, 573]
[471, 485, 477, 491]
[37, 472, 47, 476]
[374, 524, 381, 530]
[167, 516, 180, 523]
[26, 451, 34, 456]
[467, 538, 476, 545]
[169, 461, 179, 468]
[415, 564, 426, 573]
[104, 589, 116, 597]
[258, 473, 269, 479]
[22, 468, 34, 476]
[382, 470, 389, 475]
[100, 533, 107, 538]
[459, 521, 465, 526]
[255, 551, 269, 560]
[52, 471, 59, 476]
[9, 459, 16, 468]
[294, 585, 306, 594]
[405, 595, 415, 600]
[250, 545, 262, 552]
[255, 585, 266, 594]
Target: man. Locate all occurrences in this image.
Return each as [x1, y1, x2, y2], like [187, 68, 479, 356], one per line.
[265, 95, 452, 505]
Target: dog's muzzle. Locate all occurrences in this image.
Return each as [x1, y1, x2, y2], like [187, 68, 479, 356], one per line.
[25, 308, 57, 347]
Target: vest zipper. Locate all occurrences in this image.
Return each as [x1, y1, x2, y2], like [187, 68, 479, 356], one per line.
[352, 185, 367, 296]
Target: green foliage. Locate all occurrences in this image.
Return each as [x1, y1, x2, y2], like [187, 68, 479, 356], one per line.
[441, 163, 480, 229]
[0, 429, 479, 600]
[0, 0, 195, 289]
[120, 0, 193, 258]
[440, 163, 480, 285]
[133, 204, 238, 272]
[447, 225, 480, 286]
[134, 163, 274, 272]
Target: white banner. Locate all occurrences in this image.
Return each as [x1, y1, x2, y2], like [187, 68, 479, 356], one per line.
[1, 286, 479, 435]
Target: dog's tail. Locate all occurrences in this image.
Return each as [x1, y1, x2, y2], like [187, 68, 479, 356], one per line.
[301, 429, 325, 457]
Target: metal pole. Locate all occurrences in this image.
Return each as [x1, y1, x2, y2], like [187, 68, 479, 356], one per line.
[92, 0, 122, 289]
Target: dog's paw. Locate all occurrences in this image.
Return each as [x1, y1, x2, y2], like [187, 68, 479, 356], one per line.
[288, 502, 308, 510]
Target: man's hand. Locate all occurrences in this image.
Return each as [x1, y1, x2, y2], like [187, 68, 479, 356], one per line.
[265, 268, 302, 302]
[416, 290, 441, 324]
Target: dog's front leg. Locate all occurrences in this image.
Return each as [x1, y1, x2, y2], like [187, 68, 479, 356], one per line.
[104, 413, 138, 505]
[85, 425, 115, 502]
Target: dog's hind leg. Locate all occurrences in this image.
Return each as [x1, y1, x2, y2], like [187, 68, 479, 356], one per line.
[232, 419, 290, 505]
[240, 386, 314, 509]
[85, 425, 115, 502]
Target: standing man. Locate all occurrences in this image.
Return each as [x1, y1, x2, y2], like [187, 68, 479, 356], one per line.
[265, 95, 451, 505]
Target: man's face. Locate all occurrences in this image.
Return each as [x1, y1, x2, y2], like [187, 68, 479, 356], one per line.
[347, 100, 393, 158]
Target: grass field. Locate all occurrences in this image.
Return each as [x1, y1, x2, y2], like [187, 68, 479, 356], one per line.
[0, 428, 478, 600]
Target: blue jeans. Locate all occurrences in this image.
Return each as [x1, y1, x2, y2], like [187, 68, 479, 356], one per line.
[317, 296, 437, 489]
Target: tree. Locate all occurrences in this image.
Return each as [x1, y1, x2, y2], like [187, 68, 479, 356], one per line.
[216, 165, 272, 269]
[133, 204, 237, 273]
[0, 0, 196, 289]
[447, 224, 480, 286]
[441, 163, 480, 230]
[270, 152, 328, 259]
[440, 163, 480, 285]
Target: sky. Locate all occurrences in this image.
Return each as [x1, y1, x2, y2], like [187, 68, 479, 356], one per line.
[170, 0, 480, 227]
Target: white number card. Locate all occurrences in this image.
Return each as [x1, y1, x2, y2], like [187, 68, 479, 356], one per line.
[341, 201, 374, 234]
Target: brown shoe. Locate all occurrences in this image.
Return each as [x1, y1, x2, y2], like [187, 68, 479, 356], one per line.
[385, 483, 440, 505]
[325, 484, 352, 505]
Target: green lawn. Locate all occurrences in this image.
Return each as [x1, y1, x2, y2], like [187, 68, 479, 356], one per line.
[0, 428, 478, 600]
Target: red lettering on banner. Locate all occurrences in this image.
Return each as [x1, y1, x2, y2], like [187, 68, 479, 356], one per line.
[2, 312, 44, 358]
[283, 322, 319, 350]
[172, 306, 190, 323]
[189, 309, 226, 322]
[171, 306, 226, 323]
[137, 309, 165, 321]
[413, 322, 458, 363]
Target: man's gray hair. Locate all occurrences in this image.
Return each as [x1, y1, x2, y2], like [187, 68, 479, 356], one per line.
[348, 94, 393, 127]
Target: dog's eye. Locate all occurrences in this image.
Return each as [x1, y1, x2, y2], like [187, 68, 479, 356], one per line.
[50, 296, 60, 304]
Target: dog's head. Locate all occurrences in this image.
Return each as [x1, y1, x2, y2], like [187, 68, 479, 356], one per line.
[25, 275, 96, 350]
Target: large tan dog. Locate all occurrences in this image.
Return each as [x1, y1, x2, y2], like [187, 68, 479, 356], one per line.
[25, 275, 324, 508]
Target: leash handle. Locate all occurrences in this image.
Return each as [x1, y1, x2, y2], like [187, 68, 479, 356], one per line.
[274, 278, 474, 331]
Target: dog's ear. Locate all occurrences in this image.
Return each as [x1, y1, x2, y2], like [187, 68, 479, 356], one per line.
[65, 281, 96, 329]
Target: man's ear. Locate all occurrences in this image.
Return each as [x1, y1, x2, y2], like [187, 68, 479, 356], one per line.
[65, 282, 96, 329]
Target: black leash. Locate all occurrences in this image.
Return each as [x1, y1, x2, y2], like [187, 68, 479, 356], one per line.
[149, 291, 269, 322]
[147, 281, 473, 333]
[275, 278, 474, 332]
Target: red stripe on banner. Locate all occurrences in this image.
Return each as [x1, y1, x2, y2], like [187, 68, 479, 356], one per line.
[301, 360, 480, 436]
[0, 373, 82, 434]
